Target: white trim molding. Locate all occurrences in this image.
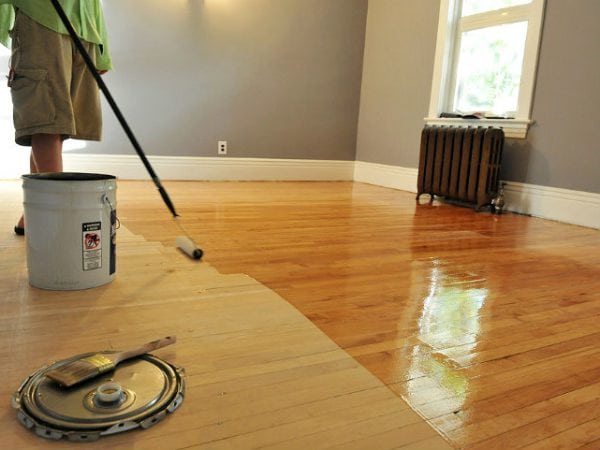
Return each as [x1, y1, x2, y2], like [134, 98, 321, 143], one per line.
[423, 117, 532, 139]
[63, 154, 355, 181]
[353, 161, 418, 193]
[353, 161, 599, 230]
[503, 181, 600, 230]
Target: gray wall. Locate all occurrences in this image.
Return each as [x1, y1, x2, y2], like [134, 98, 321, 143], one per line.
[502, 0, 600, 192]
[356, 0, 600, 194]
[88, 0, 367, 160]
[87, 0, 599, 194]
[356, 0, 439, 167]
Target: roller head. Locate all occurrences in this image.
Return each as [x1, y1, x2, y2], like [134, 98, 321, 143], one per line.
[176, 236, 203, 260]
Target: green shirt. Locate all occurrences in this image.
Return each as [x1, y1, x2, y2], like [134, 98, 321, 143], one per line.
[0, 0, 112, 70]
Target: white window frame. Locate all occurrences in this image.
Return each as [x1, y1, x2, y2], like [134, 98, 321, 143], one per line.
[425, 0, 546, 139]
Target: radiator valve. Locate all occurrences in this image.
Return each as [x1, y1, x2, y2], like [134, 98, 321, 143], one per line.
[491, 183, 506, 214]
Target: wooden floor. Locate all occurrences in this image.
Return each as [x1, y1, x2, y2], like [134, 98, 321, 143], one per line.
[2, 180, 600, 449]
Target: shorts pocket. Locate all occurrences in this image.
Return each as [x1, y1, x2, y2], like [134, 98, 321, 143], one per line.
[11, 68, 56, 129]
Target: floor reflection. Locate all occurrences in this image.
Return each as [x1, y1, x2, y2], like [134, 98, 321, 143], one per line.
[401, 259, 488, 417]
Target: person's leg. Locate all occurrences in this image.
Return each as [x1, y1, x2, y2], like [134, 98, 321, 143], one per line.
[30, 152, 37, 173]
[30, 134, 63, 173]
[15, 134, 63, 231]
[11, 13, 100, 233]
[11, 12, 72, 233]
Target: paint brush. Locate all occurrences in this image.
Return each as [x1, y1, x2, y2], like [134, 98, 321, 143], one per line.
[44, 336, 176, 387]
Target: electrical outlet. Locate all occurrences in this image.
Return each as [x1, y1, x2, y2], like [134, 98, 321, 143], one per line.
[218, 140, 227, 155]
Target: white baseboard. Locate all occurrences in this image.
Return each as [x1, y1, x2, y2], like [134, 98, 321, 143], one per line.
[57, 154, 600, 229]
[503, 182, 600, 230]
[353, 160, 600, 230]
[63, 154, 355, 181]
[353, 161, 419, 192]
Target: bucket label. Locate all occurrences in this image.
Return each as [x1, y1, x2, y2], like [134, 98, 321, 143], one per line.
[82, 222, 102, 271]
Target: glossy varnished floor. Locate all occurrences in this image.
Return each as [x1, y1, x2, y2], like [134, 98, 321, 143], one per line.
[3, 180, 600, 449]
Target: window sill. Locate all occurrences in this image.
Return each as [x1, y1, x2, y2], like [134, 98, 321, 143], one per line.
[424, 117, 532, 139]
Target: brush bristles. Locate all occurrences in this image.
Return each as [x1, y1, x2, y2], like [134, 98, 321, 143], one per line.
[45, 354, 115, 387]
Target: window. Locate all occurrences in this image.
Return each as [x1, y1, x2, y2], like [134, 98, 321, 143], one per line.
[426, 0, 545, 138]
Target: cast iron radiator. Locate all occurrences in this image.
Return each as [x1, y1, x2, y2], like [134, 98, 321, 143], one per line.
[416, 126, 504, 210]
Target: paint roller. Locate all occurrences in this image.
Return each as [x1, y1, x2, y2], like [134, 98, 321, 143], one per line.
[176, 235, 203, 260]
[50, 0, 202, 260]
[175, 219, 203, 260]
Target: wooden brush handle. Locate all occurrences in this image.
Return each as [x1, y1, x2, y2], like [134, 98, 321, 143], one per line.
[113, 336, 176, 364]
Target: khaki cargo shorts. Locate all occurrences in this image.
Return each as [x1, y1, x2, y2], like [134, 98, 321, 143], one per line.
[9, 11, 102, 146]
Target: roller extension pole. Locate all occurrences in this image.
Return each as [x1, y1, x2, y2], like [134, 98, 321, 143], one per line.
[50, 0, 203, 260]
[49, 0, 178, 218]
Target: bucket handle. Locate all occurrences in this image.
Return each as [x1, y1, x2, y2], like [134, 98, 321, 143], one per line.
[102, 195, 121, 230]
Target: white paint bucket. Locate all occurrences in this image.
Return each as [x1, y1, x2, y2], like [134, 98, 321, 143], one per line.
[23, 173, 117, 290]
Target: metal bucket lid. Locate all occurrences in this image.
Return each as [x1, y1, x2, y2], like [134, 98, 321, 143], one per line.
[12, 354, 184, 442]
